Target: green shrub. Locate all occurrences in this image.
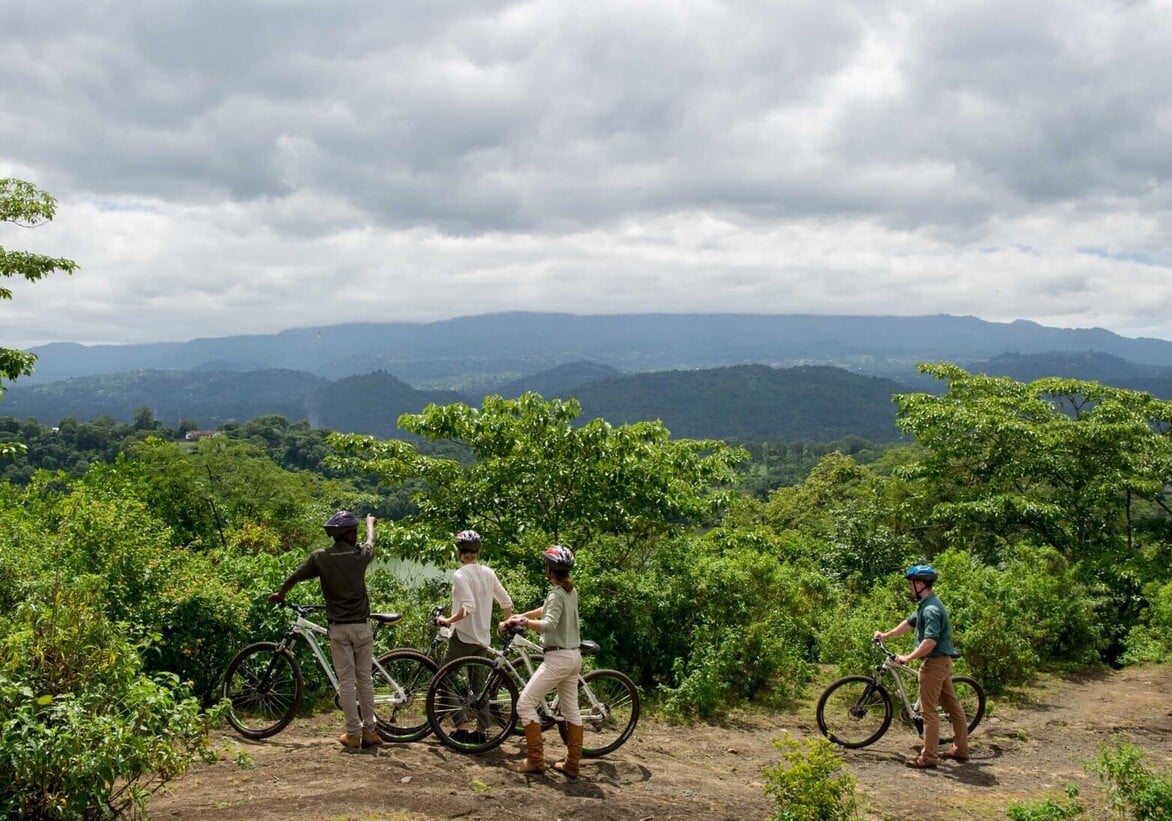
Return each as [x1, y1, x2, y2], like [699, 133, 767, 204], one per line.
[932, 545, 1100, 693]
[762, 735, 859, 821]
[660, 535, 826, 716]
[1090, 739, 1172, 820]
[1007, 786, 1085, 820]
[0, 583, 217, 818]
[1123, 579, 1172, 664]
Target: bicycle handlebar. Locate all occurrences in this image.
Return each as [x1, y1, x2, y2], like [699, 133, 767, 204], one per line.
[872, 637, 899, 661]
[273, 600, 328, 616]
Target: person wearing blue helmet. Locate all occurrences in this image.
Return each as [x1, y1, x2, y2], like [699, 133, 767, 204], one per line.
[269, 510, 379, 750]
[873, 564, 969, 769]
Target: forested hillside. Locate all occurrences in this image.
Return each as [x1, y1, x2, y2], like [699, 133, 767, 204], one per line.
[0, 363, 909, 442]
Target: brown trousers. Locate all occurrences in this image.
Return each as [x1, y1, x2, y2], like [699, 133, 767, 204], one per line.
[918, 655, 969, 762]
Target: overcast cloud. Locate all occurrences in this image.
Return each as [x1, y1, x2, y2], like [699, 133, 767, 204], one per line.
[2, 0, 1171, 347]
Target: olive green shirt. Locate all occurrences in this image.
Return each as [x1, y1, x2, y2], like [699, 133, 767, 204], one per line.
[537, 585, 580, 650]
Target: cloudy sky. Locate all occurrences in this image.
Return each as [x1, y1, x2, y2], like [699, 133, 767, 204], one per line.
[3, 0, 1171, 347]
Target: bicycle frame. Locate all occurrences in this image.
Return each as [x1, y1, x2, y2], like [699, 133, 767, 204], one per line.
[497, 630, 608, 726]
[870, 644, 923, 721]
[277, 606, 412, 707]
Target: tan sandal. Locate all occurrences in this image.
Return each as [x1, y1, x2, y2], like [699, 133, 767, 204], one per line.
[905, 755, 937, 769]
[939, 749, 969, 762]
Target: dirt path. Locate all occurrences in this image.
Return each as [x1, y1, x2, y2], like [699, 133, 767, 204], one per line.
[148, 665, 1172, 820]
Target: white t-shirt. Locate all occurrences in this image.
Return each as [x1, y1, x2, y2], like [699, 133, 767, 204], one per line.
[450, 562, 513, 648]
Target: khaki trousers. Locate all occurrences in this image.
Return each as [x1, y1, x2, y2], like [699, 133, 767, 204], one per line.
[329, 622, 375, 736]
[918, 655, 969, 762]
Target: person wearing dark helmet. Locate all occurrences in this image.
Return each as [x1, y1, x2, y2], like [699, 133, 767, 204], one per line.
[268, 510, 379, 751]
[434, 529, 513, 743]
[501, 545, 583, 777]
[873, 564, 968, 769]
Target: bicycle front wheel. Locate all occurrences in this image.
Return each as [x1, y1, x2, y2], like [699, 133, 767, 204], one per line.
[920, 676, 986, 744]
[816, 675, 892, 748]
[425, 656, 517, 754]
[372, 649, 439, 743]
[222, 641, 303, 739]
[559, 669, 640, 757]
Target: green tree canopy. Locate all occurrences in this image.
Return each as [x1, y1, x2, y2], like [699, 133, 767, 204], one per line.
[1, 178, 78, 455]
[894, 363, 1172, 563]
[329, 392, 748, 566]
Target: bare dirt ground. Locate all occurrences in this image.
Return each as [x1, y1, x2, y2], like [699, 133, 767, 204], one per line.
[149, 664, 1172, 820]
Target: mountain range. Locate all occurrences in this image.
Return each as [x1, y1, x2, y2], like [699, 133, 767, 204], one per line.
[23, 312, 1172, 388]
[6, 313, 1172, 442]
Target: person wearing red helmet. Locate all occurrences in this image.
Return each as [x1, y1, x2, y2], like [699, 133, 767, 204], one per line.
[269, 510, 379, 750]
[873, 564, 969, 769]
[434, 529, 514, 744]
[501, 545, 583, 777]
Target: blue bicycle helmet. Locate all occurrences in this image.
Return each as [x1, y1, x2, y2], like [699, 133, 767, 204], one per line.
[904, 564, 938, 583]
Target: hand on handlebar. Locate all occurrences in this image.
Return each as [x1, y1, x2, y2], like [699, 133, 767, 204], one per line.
[500, 615, 527, 633]
[267, 593, 285, 606]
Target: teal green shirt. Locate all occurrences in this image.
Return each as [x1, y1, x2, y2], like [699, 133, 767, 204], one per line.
[906, 592, 959, 658]
[538, 585, 580, 650]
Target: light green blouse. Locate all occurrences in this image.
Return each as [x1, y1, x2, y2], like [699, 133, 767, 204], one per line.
[538, 585, 580, 650]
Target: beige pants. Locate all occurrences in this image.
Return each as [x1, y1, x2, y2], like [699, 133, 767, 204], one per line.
[517, 649, 582, 726]
[918, 656, 969, 761]
[329, 622, 375, 736]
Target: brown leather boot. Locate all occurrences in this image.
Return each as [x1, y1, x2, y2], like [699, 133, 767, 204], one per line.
[509, 722, 545, 773]
[553, 722, 583, 778]
[338, 732, 361, 749]
[361, 728, 383, 748]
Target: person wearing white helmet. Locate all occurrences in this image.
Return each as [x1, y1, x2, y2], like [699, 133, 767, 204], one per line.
[873, 564, 968, 769]
[434, 529, 514, 744]
[269, 510, 379, 750]
[501, 545, 583, 778]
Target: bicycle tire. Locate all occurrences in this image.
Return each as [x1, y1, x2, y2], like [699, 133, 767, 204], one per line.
[222, 641, 304, 739]
[917, 675, 986, 743]
[816, 675, 893, 748]
[425, 656, 518, 754]
[558, 668, 640, 757]
[372, 649, 439, 743]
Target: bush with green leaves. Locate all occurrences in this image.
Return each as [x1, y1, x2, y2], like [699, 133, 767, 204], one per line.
[0, 580, 216, 819]
[1007, 786, 1086, 820]
[660, 531, 828, 717]
[1090, 739, 1172, 820]
[1123, 579, 1172, 664]
[931, 545, 1101, 692]
[761, 735, 859, 821]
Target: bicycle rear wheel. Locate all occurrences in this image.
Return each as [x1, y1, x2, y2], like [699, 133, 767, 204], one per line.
[222, 641, 303, 739]
[816, 675, 892, 748]
[558, 669, 640, 757]
[919, 675, 986, 744]
[372, 649, 439, 742]
[425, 657, 517, 754]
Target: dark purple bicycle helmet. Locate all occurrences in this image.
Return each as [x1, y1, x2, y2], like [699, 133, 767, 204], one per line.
[324, 510, 360, 537]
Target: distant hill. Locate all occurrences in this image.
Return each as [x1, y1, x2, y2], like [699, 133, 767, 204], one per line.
[960, 351, 1172, 394]
[491, 361, 624, 398]
[1, 363, 910, 442]
[307, 372, 464, 438]
[568, 364, 905, 441]
[24, 312, 1172, 388]
[0, 370, 326, 427]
